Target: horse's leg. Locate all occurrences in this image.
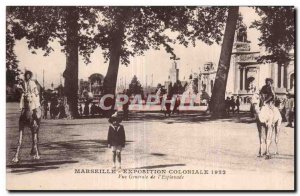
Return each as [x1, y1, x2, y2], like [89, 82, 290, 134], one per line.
[12, 124, 24, 163]
[30, 130, 35, 156]
[30, 118, 41, 155]
[261, 125, 267, 156]
[274, 119, 282, 155]
[36, 120, 41, 155]
[265, 122, 273, 159]
[257, 122, 263, 157]
[31, 120, 40, 160]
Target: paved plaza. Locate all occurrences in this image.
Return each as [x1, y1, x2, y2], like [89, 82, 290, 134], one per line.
[6, 103, 294, 190]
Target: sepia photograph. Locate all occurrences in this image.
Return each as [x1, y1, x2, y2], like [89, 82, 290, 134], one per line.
[5, 5, 295, 190]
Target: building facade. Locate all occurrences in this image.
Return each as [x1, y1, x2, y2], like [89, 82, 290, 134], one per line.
[197, 14, 294, 100]
[79, 73, 104, 98]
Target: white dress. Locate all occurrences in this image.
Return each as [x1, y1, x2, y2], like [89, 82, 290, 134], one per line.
[19, 80, 41, 110]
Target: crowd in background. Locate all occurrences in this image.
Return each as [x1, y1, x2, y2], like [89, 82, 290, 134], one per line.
[40, 91, 294, 127]
[41, 95, 70, 119]
[225, 96, 241, 115]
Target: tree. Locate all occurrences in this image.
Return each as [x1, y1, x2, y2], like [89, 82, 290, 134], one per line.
[250, 7, 295, 64]
[93, 6, 227, 110]
[128, 75, 143, 96]
[210, 7, 239, 118]
[172, 80, 185, 94]
[6, 9, 21, 87]
[7, 6, 98, 118]
[8, 6, 229, 117]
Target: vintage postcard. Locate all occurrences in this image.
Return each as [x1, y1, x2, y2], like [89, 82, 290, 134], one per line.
[6, 6, 295, 190]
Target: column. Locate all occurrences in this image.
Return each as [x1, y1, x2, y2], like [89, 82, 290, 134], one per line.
[281, 65, 284, 88]
[271, 63, 276, 86]
[234, 62, 240, 93]
[256, 67, 260, 90]
[242, 68, 245, 91]
[239, 68, 243, 91]
[274, 64, 278, 88]
[284, 64, 287, 88]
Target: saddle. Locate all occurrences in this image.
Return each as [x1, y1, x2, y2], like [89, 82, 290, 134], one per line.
[258, 104, 281, 125]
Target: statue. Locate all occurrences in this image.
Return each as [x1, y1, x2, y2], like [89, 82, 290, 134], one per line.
[236, 13, 249, 43]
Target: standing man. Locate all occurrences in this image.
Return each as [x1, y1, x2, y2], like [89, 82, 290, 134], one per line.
[42, 99, 49, 119]
[235, 96, 240, 114]
[230, 96, 236, 114]
[79, 103, 83, 116]
[285, 91, 295, 127]
[172, 95, 181, 115]
[225, 97, 231, 115]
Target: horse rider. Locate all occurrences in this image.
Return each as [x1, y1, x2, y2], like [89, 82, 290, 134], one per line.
[18, 70, 41, 119]
[258, 78, 276, 123]
[260, 78, 275, 108]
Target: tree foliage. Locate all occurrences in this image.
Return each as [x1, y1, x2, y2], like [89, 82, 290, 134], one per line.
[7, 6, 98, 64]
[6, 9, 21, 86]
[128, 75, 143, 96]
[94, 6, 228, 66]
[7, 6, 100, 117]
[250, 6, 295, 63]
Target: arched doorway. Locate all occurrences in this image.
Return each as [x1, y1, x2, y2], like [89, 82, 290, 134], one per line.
[246, 76, 255, 91]
[289, 73, 294, 89]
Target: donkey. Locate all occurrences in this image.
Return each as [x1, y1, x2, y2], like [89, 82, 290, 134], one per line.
[251, 92, 282, 159]
[12, 93, 41, 163]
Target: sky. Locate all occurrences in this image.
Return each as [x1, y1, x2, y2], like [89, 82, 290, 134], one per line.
[14, 7, 261, 89]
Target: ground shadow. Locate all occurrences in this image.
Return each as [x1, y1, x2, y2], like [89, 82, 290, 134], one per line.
[10, 166, 60, 174]
[150, 153, 166, 156]
[7, 160, 79, 169]
[125, 111, 255, 125]
[272, 154, 294, 160]
[42, 122, 104, 127]
[7, 160, 78, 175]
[133, 163, 186, 169]
[7, 139, 133, 174]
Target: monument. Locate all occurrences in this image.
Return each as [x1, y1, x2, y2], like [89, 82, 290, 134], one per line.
[230, 14, 294, 98]
[168, 60, 179, 84]
[231, 14, 260, 96]
[198, 62, 217, 96]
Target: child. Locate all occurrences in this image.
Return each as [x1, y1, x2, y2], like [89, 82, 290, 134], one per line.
[107, 112, 126, 170]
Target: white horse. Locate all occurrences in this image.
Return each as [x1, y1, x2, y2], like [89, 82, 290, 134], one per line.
[251, 92, 282, 159]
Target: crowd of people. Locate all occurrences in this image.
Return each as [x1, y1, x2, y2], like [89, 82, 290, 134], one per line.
[78, 101, 103, 117]
[37, 91, 296, 126]
[18, 70, 294, 126]
[281, 93, 295, 127]
[225, 96, 241, 115]
[41, 96, 70, 119]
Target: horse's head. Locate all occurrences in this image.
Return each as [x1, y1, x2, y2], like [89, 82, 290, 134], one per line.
[251, 92, 262, 116]
[253, 102, 261, 114]
[251, 92, 260, 104]
[23, 93, 33, 109]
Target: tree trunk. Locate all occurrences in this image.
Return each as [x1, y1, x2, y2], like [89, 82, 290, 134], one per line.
[210, 7, 239, 118]
[102, 21, 125, 114]
[64, 7, 79, 118]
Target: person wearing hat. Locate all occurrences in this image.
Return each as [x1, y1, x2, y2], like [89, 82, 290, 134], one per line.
[260, 78, 275, 107]
[285, 91, 295, 127]
[19, 70, 41, 117]
[107, 112, 126, 170]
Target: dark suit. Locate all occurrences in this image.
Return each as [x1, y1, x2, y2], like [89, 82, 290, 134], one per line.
[107, 124, 126, 147]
